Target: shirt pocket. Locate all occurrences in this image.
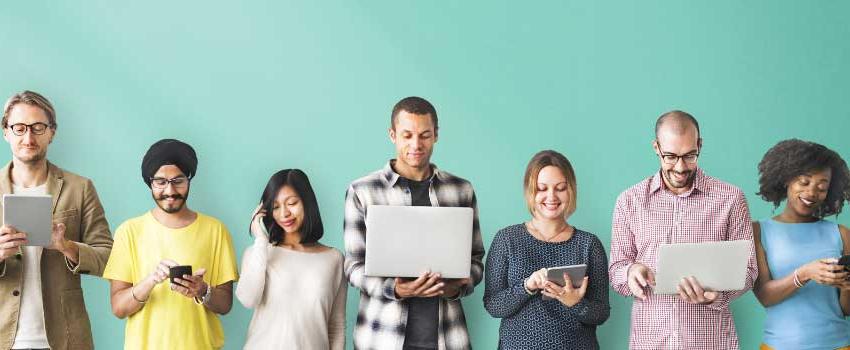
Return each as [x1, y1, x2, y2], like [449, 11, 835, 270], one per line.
[53, 208, 81, 241]
[635, 205, 672, 248]
[680, 203, 728, 242]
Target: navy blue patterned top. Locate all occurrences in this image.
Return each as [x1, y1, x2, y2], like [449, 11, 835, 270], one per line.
[483, 223, 610, 350]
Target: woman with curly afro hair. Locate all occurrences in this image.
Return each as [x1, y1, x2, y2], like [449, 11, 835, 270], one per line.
[752, 139, 850, 350]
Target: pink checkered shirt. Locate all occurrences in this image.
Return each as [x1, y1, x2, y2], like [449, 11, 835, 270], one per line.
[608, 169, 757, 350]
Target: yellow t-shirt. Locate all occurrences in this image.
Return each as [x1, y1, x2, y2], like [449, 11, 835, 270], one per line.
[103, 211, 239, 350]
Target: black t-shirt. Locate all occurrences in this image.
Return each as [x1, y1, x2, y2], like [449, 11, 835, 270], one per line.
[402, 177, 439, 350]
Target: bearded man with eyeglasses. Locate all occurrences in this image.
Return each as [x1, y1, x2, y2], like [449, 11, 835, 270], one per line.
[607, 110, 758, 349]
[0, 90, 113, 350]
[102, 139, 238, 350]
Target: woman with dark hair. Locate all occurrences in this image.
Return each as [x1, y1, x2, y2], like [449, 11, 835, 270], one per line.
[483, 150, 610, 350]
[753, 139, 850, 350]
[235, 169, 346, 350]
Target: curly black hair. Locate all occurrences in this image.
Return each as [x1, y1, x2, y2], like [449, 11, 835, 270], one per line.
[757, 139, 850, 218]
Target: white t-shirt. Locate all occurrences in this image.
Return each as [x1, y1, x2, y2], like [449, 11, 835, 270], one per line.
[11, 183, 50, 349]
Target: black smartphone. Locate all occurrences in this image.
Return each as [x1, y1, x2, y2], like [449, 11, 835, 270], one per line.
[261, 214, 276, 233]
[839, 255, 850, 269]
[169, 265, 193, 286]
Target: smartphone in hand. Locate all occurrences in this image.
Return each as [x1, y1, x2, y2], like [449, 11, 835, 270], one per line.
[169, 265, 193, 287]
[838, 255, 850, 269]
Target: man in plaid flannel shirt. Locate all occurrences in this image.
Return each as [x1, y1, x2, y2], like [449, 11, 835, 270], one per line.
[343, 97, 484, 350]
[608, 110, 758, 349]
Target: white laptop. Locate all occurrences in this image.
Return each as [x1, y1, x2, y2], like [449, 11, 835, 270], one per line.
[654, 240, 751, 295]
[365, 205, 473, 279]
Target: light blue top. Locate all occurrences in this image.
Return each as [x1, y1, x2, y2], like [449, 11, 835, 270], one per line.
[761, 219, 850, 350]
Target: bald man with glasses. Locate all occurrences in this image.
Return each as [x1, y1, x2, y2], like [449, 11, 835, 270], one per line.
[608, 110, 757, 350]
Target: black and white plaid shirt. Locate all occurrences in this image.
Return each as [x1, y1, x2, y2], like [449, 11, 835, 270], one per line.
[343, 161, 485, 350]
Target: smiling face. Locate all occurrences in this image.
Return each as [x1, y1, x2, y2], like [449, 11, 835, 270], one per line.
[653, 125, 701, 194]
[272, 185, 304, 235]
[150, 165, 190, 214]
[532, 165, 571, 220]
[785, 168, 832, 218]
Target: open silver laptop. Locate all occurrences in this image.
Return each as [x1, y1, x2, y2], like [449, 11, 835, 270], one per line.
[654, 240, 751, 294]
[365, 205, 473, 279]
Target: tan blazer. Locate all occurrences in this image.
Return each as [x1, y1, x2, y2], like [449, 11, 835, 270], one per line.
[0, 162, 113, 350]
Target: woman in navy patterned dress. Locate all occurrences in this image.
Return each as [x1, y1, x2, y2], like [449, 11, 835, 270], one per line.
[483, 150, 610, 350]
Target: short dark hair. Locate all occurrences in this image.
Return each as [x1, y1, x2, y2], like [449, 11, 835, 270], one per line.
[255, 169, 324, 245]
[390, 96, 438, 130]
[655, 110, 700, 139]
[757, 139, 850, 218]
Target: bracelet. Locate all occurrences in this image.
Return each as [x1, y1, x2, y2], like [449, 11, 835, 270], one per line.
[131, 285, 147, 304]
[522, 278, 538, 295]
[793, 269, 806, 288]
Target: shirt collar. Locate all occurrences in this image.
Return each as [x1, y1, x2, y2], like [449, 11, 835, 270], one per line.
[381, 160, 439, 187]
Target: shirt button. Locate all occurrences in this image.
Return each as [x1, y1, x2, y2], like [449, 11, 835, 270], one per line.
[12, 290, 20, 296]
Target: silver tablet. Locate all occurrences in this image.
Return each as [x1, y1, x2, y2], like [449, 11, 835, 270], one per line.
[2, 194, 53, 247]
[543, 264, 587, 299]
[654, 240, 751, 295]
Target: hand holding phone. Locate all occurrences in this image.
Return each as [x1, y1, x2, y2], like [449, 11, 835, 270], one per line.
[169, 265, 193, 287]
[838, 255, 850, 269]
[838, 255, 850, 280]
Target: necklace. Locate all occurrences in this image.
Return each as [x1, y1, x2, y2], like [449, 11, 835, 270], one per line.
[528, 220, 571, 242]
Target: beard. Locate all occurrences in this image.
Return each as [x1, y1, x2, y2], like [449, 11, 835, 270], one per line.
[16, 148, 47, 164]
[153, 193, 188, 214]
[663, 169, 695, 188]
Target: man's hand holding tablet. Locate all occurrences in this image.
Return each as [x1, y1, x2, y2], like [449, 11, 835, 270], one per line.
[0, 225, 27, 261]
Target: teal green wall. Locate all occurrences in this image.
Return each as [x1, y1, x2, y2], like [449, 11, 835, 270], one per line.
[2, 2, 849, 349]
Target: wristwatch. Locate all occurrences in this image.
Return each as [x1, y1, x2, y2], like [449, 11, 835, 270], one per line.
[195, 283, 212, 305]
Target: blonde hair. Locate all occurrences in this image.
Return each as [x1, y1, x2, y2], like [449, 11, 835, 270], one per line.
[523, 150, 577, 218]
[3, 90, 57, 130]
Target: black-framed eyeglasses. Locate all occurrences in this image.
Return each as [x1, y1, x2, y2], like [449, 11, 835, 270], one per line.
[5, 122, 54, 136]
[658, 149, 700, 165]
[150, 176, 190, 189]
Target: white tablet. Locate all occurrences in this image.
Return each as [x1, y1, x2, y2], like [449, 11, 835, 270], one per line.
[654, 240, 751, 294]
[3, 194, 53, 247]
